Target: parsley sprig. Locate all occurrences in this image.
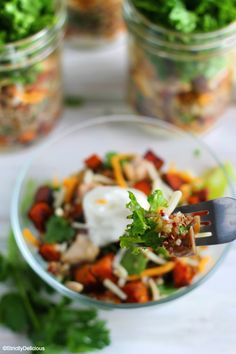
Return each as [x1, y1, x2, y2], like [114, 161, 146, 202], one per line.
[0, 231, 110, 353]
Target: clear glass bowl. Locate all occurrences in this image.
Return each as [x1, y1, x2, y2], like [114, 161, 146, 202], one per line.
[11, 116, 234, 309]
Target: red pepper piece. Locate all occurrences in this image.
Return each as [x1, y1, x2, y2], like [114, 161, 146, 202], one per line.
[84, 154, 103, 171]
[28, 202, 53, 232]
[133, 179, 152, 195]
[173, 260, 196, 287]
[39, 244, 61, 262]
[162, 173, 185, 190]
[144, 150, 164, 170]
[122, 281, 149, 303]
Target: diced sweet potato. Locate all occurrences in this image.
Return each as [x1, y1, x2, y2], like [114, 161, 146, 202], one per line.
[144, 150, 164, 170]
[84, 154, 103, 171]
[28, 202, 53, 232]
[133, 179, 152, 195]
[74, 264, 97, 287]
[173, 260, 196, 287]
[91, 254, 115, 282]
[39, 244, 61, 262]
[163, 173, 185, 190]
[122, 281, 149, 303]
[34, 186, 53, 205]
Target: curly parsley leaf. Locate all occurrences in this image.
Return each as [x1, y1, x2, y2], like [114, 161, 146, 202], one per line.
[44, 216, 76, 244]
[0, 230, 111, 353]
[120, 190, 168, 253]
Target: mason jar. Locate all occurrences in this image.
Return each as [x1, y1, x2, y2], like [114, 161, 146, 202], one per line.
[66, 0, 125, 48]
[124, 0, 236, 133]
[0, 1, 66, 150]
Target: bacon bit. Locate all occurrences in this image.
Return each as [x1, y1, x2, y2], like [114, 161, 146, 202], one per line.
[28, 202, 53, 232]
[84, 154, 103, 171]
[63, 175, 78, 203]
[111, 154, 135, 188]
[122, 281, 149, 303]
[173, 260, 197, 287]
[34, 186, 53, 205]
[74, 264, 97, 287]
[162, 173, 185, 191]
[39, 244, 61, 262]
[133, 179, 152, 195]
[23, 228, 40, 247]
[67, 203, 84, 222]
[188, 195, 200, 204]
[144, 150, 164, 170]
[91, 254, 115, 282]
[198, 256, 211, 273]
[128, 262, 175, 281]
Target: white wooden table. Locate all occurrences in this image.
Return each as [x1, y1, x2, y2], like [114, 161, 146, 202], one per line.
[0, 42, 236, 354]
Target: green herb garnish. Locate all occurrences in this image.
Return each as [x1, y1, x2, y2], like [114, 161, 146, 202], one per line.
[0, 0, 56, 44]
[120, 190, 168, 253]
[0, 230, 110, 353]
[65, 96, 85, 108]
[132, 0, 236, 33]
[44, 216, 76, 244]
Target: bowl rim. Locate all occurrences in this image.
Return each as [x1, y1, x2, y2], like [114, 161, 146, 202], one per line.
[11, 115, 234, 309]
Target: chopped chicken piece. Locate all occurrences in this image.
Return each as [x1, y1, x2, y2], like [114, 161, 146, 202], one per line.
[62, 233, 99, 264]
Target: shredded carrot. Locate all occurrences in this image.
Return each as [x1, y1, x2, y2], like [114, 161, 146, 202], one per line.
[197, 93, 213, 107]
[14, 89, 48, 104]
[52, 176, 60, 188]
[63, 175, 78, 203]
[111, 154, 135, 188]
[23, 228, 40, 247]
[128, 262, 175, 281]
[198, 256, 211, 273]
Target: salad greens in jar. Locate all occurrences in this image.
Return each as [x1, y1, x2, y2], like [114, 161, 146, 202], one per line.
[66, 0, 125, 48]
[125, 0, 236, 133]
[0, 0, 65, 149]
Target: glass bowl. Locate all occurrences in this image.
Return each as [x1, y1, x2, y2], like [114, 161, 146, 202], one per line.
[11, 115, 234, 309]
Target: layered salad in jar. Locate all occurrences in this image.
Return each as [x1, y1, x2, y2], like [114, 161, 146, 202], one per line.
[0, 0, 64, 149]
[126, 0, 236, 133]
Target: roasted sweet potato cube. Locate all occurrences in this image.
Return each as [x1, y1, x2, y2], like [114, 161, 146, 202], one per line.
[34, 185, 54, 205]
[163, 173, 185, 190]
[74, 264, 97, 287]
[144, 150, 164, 170]
[173, 260, 196, 287]
[28, 202, 53, 232]
[39, 244, 61, 262]
[133, 179, 152, 196]
[84, 154, 103, 171]
[122, 281, 149, 303]
[91, 254, 114, 281]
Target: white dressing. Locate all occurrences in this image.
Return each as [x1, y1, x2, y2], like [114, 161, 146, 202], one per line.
[83, 186, 149, 247]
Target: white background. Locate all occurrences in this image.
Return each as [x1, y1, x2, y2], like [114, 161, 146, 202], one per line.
[0, 41, 235, 354]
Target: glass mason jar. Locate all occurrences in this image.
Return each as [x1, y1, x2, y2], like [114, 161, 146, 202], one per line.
[66, 0, 125, 48]
[0, 1, 66, 150]
[124, 0, 236, 133]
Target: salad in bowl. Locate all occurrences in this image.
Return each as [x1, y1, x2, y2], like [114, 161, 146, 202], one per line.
[11, 116, 233, 308]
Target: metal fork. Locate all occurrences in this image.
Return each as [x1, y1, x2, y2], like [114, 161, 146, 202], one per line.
[175, 197, 236, 246]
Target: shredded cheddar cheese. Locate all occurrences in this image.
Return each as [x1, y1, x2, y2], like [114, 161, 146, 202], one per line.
[111, 154, 135, 188]
[128, 262, 175, 281]
[96, 198, 108, 205]
[23, 228, 40, 247]
[198, 256, 211, 273]
[63, 175, 78, 203]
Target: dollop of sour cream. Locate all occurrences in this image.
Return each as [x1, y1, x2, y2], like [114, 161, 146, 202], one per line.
[83, 186, 149, 247]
